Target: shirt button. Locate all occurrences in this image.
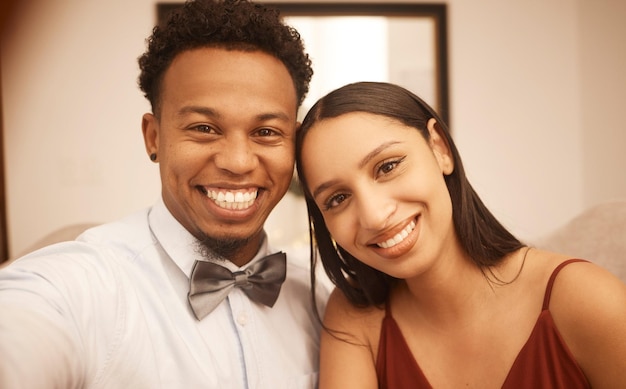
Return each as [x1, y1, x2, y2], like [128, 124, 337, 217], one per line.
[237, 313, 248, 326]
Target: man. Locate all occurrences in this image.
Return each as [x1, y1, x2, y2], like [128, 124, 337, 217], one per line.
[0, 1, 327, 387]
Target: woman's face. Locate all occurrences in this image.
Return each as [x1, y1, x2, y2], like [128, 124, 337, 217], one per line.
[301, 112, 457, 279]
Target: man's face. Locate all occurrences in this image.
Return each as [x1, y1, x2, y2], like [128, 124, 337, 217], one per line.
[143, 47, 298, 265]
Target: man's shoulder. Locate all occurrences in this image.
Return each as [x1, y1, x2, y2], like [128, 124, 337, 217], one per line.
[77, 207, 153, 247]
[283, 247, 318, 286]
[5, 207, 155, 275]
[280, 247, 331, 309]
[72, 207, 163, 261]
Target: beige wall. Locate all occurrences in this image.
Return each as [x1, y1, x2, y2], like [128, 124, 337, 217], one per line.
[578, 0, 626, 206]
[2, 0, 625, 257]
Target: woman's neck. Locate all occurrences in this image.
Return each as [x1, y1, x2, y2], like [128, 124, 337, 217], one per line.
[398, 252, 501, 330]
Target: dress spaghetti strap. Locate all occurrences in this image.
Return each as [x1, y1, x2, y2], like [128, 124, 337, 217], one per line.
[384, 298, 392, 318]
[542, 259, 588, 310]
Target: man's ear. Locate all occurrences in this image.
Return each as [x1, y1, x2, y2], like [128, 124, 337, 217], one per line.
[427, 118, 454, 175]
[142, 113, 159, 160]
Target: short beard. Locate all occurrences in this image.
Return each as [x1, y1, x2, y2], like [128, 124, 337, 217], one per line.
[196, 234, 252, 262]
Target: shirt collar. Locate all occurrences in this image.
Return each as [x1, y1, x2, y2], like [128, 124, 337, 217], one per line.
[148, 197, 272, 277]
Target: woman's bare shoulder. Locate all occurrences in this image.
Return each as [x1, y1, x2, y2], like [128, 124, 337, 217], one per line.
[537, 249, 626, 387]
[542, 248, 626, 324]
[527, 248, 625, 310]
[323, 287, 386, 345]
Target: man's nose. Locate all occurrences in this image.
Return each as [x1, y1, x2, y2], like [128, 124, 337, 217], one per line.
[214, 136, 259, 175]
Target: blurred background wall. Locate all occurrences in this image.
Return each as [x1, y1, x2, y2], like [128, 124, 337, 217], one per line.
[1, 0, 625, 258]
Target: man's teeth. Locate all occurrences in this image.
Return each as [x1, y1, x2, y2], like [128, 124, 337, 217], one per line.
[377, 220, 416, 249]
[207, 190, 257, 210]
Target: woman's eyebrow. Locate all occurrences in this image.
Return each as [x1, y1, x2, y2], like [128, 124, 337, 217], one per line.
[311, 141, 401, 200]
[358, 141, 401, 169]
[312, 179, 340, 200]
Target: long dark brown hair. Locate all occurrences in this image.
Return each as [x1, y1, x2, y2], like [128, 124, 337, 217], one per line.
[295, 82, 524, 308]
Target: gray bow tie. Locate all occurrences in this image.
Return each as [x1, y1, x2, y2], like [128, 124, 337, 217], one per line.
[188, 252, 287, 320]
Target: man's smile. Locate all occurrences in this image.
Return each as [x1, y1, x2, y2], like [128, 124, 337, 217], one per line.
[203, 188, 258, 210]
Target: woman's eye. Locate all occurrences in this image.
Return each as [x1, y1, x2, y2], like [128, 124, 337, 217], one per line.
[380, 162, 396, 174]
[324, 193, 349, 210]
[377, 157, 405, 176]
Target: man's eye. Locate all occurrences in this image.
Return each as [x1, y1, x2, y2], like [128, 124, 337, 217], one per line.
[194, 124, 213, 133]
[257, 128, 277, 137]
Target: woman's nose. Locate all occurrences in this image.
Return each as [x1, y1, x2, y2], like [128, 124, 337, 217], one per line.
[355, 186, 396, 231]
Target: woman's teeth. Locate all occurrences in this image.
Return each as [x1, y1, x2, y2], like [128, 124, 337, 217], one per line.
[207, 190, 257, 210]
[377, 220, 416, 249]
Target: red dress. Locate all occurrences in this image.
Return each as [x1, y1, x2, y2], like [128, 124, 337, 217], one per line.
[376, 259, 591, 388]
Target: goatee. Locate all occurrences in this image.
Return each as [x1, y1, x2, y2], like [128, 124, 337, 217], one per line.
[196, 234, 252, 261]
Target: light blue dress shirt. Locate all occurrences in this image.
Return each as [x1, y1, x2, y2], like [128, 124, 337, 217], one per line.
[0, 198, 328, 388]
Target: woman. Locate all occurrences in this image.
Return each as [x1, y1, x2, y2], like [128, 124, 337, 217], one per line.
[295, 82, 626, 388]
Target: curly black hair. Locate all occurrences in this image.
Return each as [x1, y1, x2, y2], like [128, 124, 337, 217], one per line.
[137, 0, 313, 116]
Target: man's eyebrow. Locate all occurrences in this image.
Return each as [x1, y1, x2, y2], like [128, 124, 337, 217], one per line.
[176, 106, 291, 122]
[177, 106, 219, 118]
[256, 112, 291, 122]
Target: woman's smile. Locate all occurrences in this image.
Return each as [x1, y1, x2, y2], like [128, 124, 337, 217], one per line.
[375, 218, 417, 249]
[368, 216, 421, 259]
